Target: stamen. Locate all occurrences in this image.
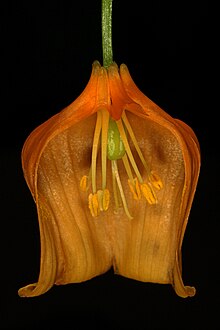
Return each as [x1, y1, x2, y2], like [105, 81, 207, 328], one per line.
[122, 112, 151, 174]
[88, 193, 99, 217]
[122, 154, 134, 183]
[102, 189, 110, 210]
[80, 175, 88, 192]
[97, 189, 110, 211]
[101, 109, 110, 190]
[82, 110, 110, 218]
[128, 178, 141, 200]
[149, 171, 163, 190]
[116, 119, 143, 184]
[91, 111, 102, 193]
[122, 111, 163, 192]
[140, 183, 157, 205]
[112, 166, 120, 212]
[97, 190, 104, 211]
[111, 160, 133, 219]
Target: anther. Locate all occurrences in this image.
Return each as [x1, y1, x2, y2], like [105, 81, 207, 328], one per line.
[149, 171, 163, 190]
[128, 178, 141, 200]
[80, 175, 89, 192]
[97, 189, 110, 212]
[102, 189, 110, 211]
[88, 193, 99, 217]
[140, 183, 157, 205]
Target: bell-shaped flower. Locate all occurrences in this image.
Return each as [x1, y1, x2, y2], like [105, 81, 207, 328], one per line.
[18, 61, 200, 298]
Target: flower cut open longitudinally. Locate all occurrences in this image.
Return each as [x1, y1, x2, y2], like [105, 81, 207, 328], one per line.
[19, 61, 200, 298]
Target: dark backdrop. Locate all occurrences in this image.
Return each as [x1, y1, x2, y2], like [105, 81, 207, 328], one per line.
[1, 1, 217, 329]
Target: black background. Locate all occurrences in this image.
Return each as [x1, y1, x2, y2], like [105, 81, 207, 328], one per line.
[1, 1, 218, 329]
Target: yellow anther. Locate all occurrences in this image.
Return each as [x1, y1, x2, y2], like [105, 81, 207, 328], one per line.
[97, 189, 110, 212]
[89, 189, 110, 217]
[80, 175, 89, 192]
[128, 178, 141, 200]
[140, 183, 157, 205]
[149, 171, 163, 190]
[88, 193, 99, 217]
[102, 189, 110, 211]
[97, 190, 104, 211]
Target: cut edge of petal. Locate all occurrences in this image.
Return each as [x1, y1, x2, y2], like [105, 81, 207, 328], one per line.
[173, 254, 196, 298]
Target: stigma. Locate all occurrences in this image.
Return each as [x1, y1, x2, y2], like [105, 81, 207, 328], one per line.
[80, 109, 163, 219]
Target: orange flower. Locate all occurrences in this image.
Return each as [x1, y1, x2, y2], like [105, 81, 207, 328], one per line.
[18, 61, 200, 298]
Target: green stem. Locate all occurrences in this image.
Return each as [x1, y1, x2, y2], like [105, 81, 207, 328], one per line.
[102, 0, 113, 68]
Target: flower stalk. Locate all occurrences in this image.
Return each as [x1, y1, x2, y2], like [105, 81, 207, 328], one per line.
[102, 0, 113, 67]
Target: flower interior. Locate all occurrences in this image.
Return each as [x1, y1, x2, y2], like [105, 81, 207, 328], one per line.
[80, 109, 163, 219]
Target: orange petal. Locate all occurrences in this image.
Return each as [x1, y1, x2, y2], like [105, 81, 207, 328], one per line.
[108, 62, 134, 120]
[110, 111, 200, 298]
[19, 115, 113, 297]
